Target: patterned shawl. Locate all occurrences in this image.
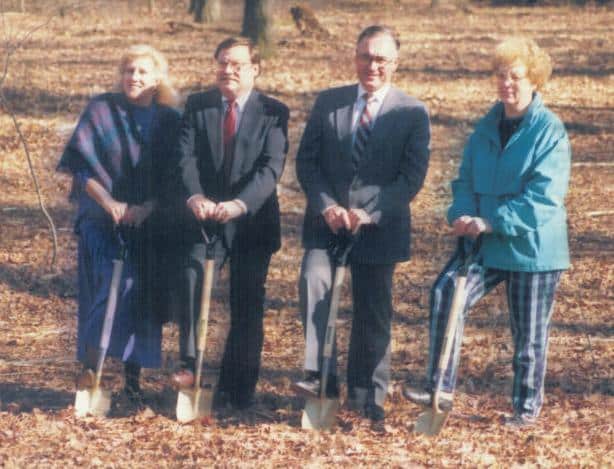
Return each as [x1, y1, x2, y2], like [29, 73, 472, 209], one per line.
[57, 92, 152, 202]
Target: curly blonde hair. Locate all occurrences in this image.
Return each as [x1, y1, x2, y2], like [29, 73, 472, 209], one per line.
[118, 44, 179, 107]
[493, 37, 552, 90]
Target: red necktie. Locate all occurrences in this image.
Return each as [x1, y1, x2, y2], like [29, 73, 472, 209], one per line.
[223, 100, 237, 184]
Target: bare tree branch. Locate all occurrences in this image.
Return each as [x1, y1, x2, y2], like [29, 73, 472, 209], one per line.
[0, 1, 88, 270]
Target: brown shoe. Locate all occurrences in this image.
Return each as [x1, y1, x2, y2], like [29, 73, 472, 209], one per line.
[76, 369, 95, 389]
[171, 369, 195, 389]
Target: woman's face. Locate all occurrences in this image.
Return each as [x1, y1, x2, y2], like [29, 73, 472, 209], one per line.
[122, 56, 159, 106]
[495, 59, 536, 117]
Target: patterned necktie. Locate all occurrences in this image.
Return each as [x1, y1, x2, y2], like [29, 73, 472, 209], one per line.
[223, 100, 237, 184]
[352, 93, 375, 168]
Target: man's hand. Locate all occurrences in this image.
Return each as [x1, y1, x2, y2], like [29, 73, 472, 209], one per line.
[187, 194, 217, 221]
[323, 205, 351, 233]
[348, 208, 372, 234]
[213, 200, 246, 223]
[122, 202, 155, 228]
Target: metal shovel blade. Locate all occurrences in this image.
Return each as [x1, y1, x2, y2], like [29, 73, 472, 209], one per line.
[415, 407, 450, 436]
[74, 389, 91, 417]
[175, 384, 214, 424]
[301, 397, 339, 430]
[89, 387, 112, 417]
[74, 386, 112, 417]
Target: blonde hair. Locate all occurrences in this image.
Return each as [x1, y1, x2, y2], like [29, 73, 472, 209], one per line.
[118, 44, 179, 107]
[493, 37, 552, 90]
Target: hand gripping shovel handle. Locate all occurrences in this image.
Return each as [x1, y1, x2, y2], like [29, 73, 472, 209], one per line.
[319, 230, 356, 400]
[194, 224, 220, 390]
[431, 237, 480, 412]
[94, 228, 127, 388]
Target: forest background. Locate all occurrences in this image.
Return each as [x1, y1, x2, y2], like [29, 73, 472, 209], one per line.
[0, 0, 612, 466]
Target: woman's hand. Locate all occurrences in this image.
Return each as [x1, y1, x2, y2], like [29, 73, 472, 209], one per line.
[83, 178, 128, 225]
[105, 199, 128, 225]
[452, 215, 473, 236]
[465, 217, 492, 239]
[452, 215, 492, 239]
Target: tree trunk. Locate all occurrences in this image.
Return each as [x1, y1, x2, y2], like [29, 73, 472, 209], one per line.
[149, 0, 155, 14]
[193, 0, 221, 23]
[20, 0, 25, 13]
[242, 0, 274, 57]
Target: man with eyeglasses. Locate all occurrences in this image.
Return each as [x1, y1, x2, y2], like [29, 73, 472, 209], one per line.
[293, 25, 430, 422]
[172, 36, 289, 410]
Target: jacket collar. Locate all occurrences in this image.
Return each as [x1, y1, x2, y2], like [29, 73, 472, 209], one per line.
[476, 92, 544, 144]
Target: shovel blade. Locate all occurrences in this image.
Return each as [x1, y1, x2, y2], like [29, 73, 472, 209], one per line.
[74, 389, 91, 417]
[301, 397, 339, 430]
[74, 387, 112, 417]
[414, 408, 450, 436]
[90, 388, 112, 416]
[176, 387, 214, 423]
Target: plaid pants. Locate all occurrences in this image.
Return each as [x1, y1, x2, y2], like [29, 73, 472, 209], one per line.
[426, 252, 562, 417]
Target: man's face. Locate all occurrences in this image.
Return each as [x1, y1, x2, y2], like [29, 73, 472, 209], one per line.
[355, 33, 398, 93]
[215, 45, 259, 100]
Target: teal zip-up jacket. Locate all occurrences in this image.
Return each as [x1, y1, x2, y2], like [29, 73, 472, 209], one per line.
[447, 93, 571, 272]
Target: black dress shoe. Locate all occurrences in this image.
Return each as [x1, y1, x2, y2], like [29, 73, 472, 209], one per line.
[402, 385, 453, 411]
[504, 412, 537, 428]
[124, 362, 141, 397]
[292, 372, 339, 399]
[212, 389, 232, 410]
[232, 395, 256, 411]
[364, 403, 385, 422]
[124, 384, 145, 404]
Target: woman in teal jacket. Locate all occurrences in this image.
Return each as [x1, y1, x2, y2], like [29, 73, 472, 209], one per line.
[404, 37, 571, 428]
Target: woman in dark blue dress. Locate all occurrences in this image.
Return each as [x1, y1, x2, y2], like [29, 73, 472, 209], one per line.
[58, 44, 181, 401]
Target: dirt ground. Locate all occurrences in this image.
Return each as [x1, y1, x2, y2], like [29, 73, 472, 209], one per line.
[0, 0, 612, 467]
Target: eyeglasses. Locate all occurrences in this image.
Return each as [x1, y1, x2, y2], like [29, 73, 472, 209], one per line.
[494, 70, 529, 83]
[215, 60, 253, 72]
[356, 53, 396, 67]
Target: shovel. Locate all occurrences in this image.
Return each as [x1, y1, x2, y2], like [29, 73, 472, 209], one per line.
[302, 230, 354, 430]
[75, 229, 127, 417]
[176, 224, 219, 423]
[415, 238, 476, 436]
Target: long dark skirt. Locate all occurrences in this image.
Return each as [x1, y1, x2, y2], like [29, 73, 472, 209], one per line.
[76, 219, 162, 368]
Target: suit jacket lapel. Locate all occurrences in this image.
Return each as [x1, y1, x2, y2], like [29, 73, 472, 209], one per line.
[205, 90, 224, 171]
[229, 90, 262, 183]
[335, 84, 358, 167]
[364, 86, 398, 159]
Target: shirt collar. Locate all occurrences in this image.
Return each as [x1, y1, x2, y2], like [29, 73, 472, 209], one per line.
[222, 89, 252, 113]
[357, 83, 390, 104]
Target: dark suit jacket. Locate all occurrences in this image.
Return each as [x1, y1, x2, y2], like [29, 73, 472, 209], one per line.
[177, 88, 289, 253]
[296, 84, 430, 264]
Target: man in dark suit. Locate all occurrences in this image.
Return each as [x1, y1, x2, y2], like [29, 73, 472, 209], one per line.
[293, 25, 430, 421]
[172, 37, 289, 409]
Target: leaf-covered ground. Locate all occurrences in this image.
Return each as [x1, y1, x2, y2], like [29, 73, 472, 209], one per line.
[0, 1, 612, 467]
